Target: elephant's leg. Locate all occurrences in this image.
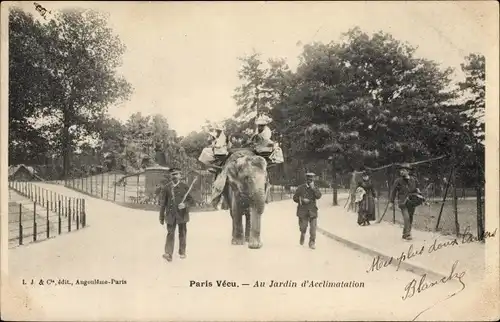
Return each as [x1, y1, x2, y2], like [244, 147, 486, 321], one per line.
[244, 211, 251, 242]
[230, 196, 245, 245]
[230, 211, 236, 243]
[232, 212, 245, 245]
[248, 208, 263, 249]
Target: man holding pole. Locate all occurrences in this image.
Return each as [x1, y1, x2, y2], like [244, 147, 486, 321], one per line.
[159, 168, 196, 262]
[389, 164, 425, 241]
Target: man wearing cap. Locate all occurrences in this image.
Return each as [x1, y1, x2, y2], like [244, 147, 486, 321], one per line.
[389, 163, 425, 241]
[293, 172, 322, 249]
[159, 168, 195, 261]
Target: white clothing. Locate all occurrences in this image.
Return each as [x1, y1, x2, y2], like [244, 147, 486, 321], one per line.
[199, 132, 228, 165]
[269, 146, 284, 164]
[212, 132, 228, 155]
[354, 186, 366, 203]
[198, 147, 215, 164]
[257, 126, 272, 141]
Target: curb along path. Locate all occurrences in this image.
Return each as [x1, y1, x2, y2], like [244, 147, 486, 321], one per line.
[315, 196, 486, 282]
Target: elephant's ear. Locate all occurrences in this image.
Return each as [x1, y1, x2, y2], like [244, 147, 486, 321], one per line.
[250, 156, 267, 171]
[225, 160, 242, 188]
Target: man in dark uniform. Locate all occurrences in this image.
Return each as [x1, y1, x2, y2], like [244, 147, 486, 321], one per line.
[159, 168, 195, 262]
[389, 163, 425, 241]
[293, 172, 322, 249]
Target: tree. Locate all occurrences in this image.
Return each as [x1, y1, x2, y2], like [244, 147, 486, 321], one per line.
[270, 28, 473, 204]
[21, 8, 133, 177]
[233, 52, 269, 130]
[117, 113, 196, 172]
[180, 131, 209, 159]
[9, 8, 54, 165]
[459, 53, 485, 142]
[458, 53, 485, 236]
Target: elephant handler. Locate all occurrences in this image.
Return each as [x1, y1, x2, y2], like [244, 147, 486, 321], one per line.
[293, 172, 322, 249]
[159, 168, 195, 262]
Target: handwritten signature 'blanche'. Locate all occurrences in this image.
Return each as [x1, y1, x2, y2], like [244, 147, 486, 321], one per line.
[402, 260, 466, 301]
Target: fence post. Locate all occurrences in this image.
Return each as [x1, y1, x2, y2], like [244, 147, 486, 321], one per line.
[90, 175, 93, 195]
[123, 179, 126, 202]
[113, 174, 117, 201]
[68, 198, 72, 232]
[82, 199, 86, 228]
[107, 173, 110, 200]
[76, 199, 80, 230]
[136, 175, 140, 202]
[46, 200, 50, 239]
[64, 196, 67, 217]
[101, 173, 104, 198]
[58, 199, 62, 235]
[19, 204, 23, 245]
[33, 202, 37, 242]
[74, 198, 77, 221]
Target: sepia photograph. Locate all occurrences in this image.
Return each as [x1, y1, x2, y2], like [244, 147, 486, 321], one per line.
[1, 1, 499, 321]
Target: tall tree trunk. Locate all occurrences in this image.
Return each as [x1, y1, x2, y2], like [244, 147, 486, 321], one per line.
[476, 163, 484, 241]
[452, 171, 459, 237]
[331, 159, 338, 206]
[62, 122, 71, 180]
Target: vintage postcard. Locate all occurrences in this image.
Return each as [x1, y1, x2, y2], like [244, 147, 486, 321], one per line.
[1, 1, 499, 321]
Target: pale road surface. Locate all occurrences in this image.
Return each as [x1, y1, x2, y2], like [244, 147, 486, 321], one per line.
[4, 183, 489, 321]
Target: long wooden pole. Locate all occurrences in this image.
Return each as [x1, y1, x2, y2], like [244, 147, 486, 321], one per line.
[365, 155, 447, 173]
[180, 177, 199, 204]
[435, 166, 455, 231]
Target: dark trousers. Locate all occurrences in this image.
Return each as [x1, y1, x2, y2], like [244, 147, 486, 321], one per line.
[299, 216, 317, 243]
[165, 222, 187, 256]
[400, 205, 415, 238]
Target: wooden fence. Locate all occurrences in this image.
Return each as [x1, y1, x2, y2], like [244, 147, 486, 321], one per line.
[8, 181, 87, 248]
[63, 170, 339, 211]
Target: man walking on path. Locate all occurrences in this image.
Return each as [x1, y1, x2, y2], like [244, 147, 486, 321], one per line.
[293, 172, 322, 249]
[389, 163, 425, 241]
[159, 168, 195, 262]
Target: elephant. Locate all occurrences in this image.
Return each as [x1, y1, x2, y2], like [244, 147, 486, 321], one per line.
[221, 149, 268, 249]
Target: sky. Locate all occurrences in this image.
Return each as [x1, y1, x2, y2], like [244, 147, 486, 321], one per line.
[14, 1, 497, 137]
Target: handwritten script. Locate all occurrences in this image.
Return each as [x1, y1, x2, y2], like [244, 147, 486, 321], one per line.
[366, 225, 496, 274]
[407, 261, 467, 321]
[402, 260, 466, 301]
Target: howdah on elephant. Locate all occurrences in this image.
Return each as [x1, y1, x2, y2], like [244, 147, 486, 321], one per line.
[220, 149, 268, 249]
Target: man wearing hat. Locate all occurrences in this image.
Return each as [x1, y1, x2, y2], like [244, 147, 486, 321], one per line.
[159, 168, 195, 261]
[389, 163, 425, 241]
[292, 172, 322, 249]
